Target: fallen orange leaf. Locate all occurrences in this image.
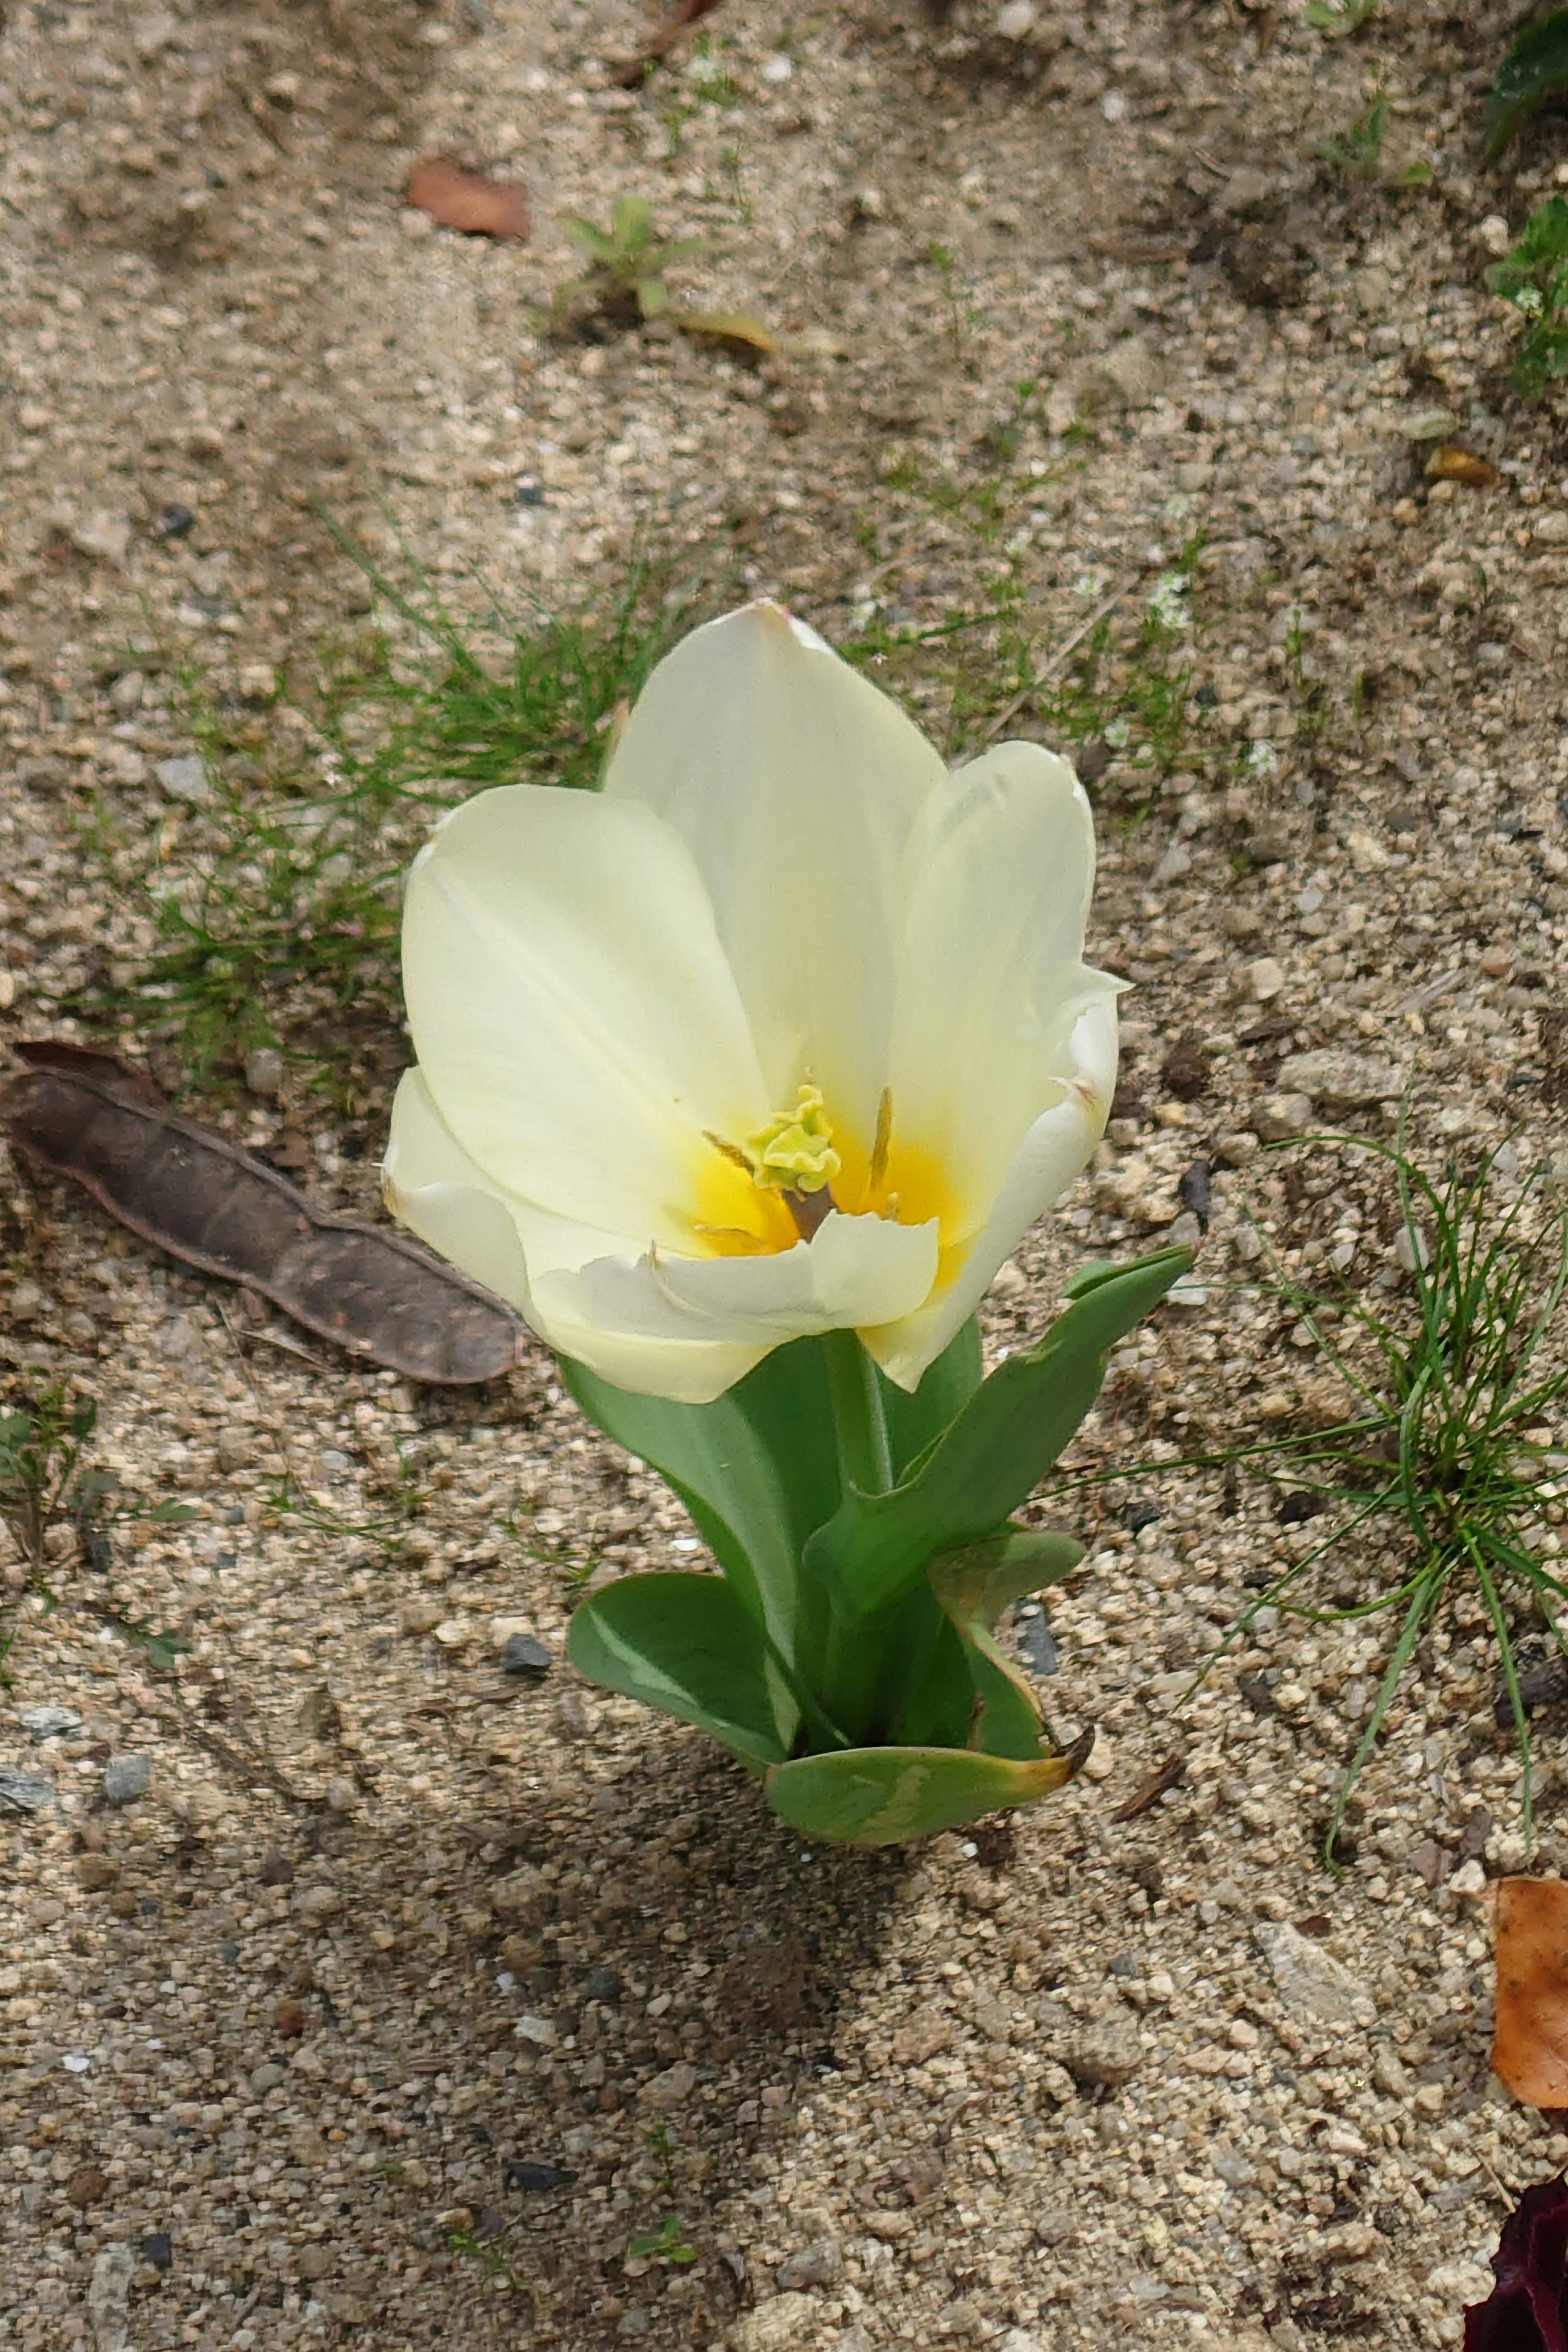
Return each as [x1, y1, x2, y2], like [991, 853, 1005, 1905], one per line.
[1492, 1875, 1568, 2106]
[1425, 443, 1502, 489]
[405, 158, 530, 241]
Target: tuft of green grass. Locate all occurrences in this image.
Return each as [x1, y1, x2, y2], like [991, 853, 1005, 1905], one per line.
[0, 1382, 194, 1678]
[1208, 1138, 1568, 1861]
[65, 539, 713, 1083]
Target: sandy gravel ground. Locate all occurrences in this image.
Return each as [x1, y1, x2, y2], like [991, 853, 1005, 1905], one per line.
[4, 1, 1568, 2347]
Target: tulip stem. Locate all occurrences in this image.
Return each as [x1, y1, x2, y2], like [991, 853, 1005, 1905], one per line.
[823, 1330, 893, 1497]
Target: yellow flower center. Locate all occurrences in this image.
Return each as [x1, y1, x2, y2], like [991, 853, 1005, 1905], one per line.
[692, 1085, 967, 1275]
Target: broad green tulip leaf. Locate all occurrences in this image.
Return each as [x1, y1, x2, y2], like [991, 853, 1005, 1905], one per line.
[1484, 9, 1568, 163]
[929, 1527, 1082, 1760]
[562, 1335, 842, 1664]
[878, 1315, 982, 1482]
[767, 1733, 1092, 1847]
[807, 1247, 1192, 1626]
[567, 1573, 790, 1766]
[886, 1527, 1081, 1755]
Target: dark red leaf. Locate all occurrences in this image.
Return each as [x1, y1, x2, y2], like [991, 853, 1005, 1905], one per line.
[1465, 2176, 1568, 2351]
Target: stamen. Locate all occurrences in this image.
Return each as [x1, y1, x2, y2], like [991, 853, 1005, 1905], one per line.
[704, 1131, 753, 1173]
[692, 1223, 772, 1253]
[870, 1088, 893, 1189]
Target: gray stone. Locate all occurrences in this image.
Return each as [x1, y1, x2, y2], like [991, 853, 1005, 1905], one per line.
[738, 2296, 820, 2352]
[1253, 1091, 1314, 1143]
[640, 2060, 697, 2109]
[103, 1753, 152, 1806]
[1066, 2011, 1143, 2089]
[250, 2061, 286, 2094]
[501, 1631, 552, 1679]
[0, 1764, 57, 1812]
[1102, 335, 1163, 408]
[70, 510, 132, 568]
[777, 2236, 844, 2291]
[154, 753, 212, 806]
[243, 1047, 285, 1096]
[1254, 1920, 1372, 2027]
[87, 2243, 134, 2352]
[1218, 166, 1275, 216]
[1276, 1050, 1403, 1108]
[18, 1705, 83, 1740]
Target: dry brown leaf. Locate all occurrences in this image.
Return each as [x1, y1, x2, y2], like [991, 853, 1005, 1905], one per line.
[1425, 443, 1503, 489]
[1491, 1875, 1568, 2106]
[405, 157, 530, 241]
[675, 308, 778, 355]
[1, 1042, 525, 1385]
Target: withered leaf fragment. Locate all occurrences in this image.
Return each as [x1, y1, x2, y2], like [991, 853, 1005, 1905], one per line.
[1426, 443, 1503, 490]
[1491, 1875, 1568, 2109]
[1, 1044, 523, 1385]
[405, 157, 530, 241]
[1463, 2173, 1568, 2350]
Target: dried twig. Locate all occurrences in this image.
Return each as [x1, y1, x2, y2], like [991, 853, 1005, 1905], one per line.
[981, 582, 1133, 744]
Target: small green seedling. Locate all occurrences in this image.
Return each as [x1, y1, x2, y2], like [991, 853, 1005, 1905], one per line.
[558, 195, 705, 328]
[1485, 8, 1568, 163]
[1306, 0, 1379, 32]
[628, 2216, 697, 2265]
[555, 195, 775, 352]
[1314, 94, 1432, 191]
[1486, 196, 1568, 400]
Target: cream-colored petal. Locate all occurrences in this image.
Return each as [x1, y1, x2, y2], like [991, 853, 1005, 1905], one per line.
[887, 741, 1114, 1236]
[864, 996, 1116, 1391]
[385, 1069, 773, 1399]
[533, 1210, 939, 1406]
[382, 1067, 537, 1312]
[603, 602, 945, 1139]
[402, 785, 769, 1247]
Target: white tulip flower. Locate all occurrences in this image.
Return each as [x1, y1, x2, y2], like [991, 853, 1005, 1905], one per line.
[384, 601, 1119, 1405]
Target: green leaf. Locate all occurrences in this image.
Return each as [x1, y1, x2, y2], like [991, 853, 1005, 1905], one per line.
[931, 1527, 1082, 1759]
[887, 1527, 1080, 1754]
[559, 214, 618, 265]
[806, 1248, 1191, 1626]
[567, 1572, 790, 1766]
[148, 1500, 198, 1525]
[562, 1337, 842, 1667]
[610, 194, 653, 256]
[767, 1738, 1086, 1846]
[1485, 9, 1568, 163]
[880, 1316, 982, 1481]
[635, 276, 670, 319]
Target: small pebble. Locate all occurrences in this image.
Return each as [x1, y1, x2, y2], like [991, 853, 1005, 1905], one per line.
[0, 1764, 58, 1812]
[102, 1754, 152, 1806]
[18, 1705, 83, 1739]
[502, 1631, 552, 1679]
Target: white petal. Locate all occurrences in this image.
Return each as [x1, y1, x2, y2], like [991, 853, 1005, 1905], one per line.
[864, 996, 1116, 1390]
[603, 601, 945, 1139]
[382, 1068, 536, 1312]
[402, 785, 769, 1247]
[386, 1069, 774, 1399]
[534, 1210, 940, 1405]
[888, 740, 1114, 1234]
